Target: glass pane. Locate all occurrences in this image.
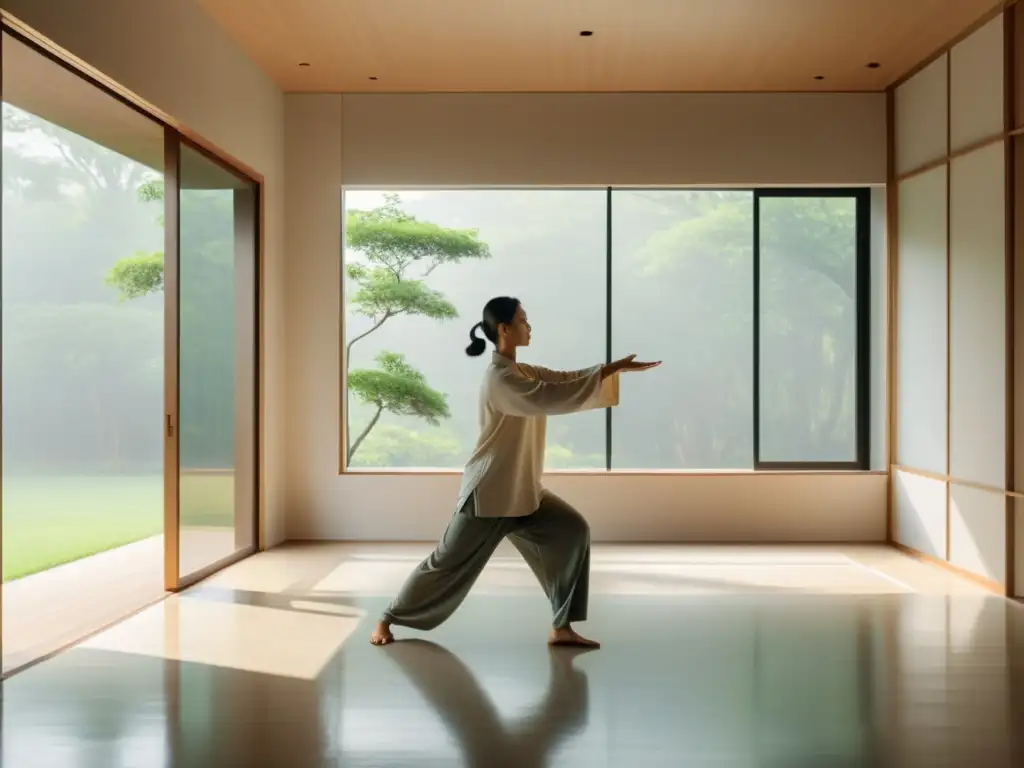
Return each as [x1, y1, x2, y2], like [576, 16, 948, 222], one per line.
[758, 195, 859, 463]
[2, 33, 165, 672]
[611, 190, 754, 469]
[177, 143, 257, 578]
[342, 190, 606, 470]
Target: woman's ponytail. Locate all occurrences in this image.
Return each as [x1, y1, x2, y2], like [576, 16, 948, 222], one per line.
[465, 322, 487, 357]
[465, 297, 519, 357]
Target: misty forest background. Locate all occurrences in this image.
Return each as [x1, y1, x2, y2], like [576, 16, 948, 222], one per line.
[2, 104, 239, 579]
[1, 100, 857, 579]
[344, 189, 858, 470]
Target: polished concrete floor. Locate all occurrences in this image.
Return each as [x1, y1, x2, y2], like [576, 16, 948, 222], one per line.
[3, 529, 237, 674]
[1, 544, 1023, 767]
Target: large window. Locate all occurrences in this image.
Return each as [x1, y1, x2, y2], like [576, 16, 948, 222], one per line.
[342, 189, 870, 472]
[612, 191, 754, 469]
[343, 190, 606, 470]
[756, 191, 867, 468]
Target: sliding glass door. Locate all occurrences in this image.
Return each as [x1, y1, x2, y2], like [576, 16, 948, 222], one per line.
[166, 138, 258, 587]
[1, 25, 261, 672]
[1, 29, 167, 673]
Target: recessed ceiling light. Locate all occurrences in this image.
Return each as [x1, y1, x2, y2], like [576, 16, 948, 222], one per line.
[298, 62, 311, 67]
[866, 62, 881, 69]
[579, 30, 594, 37]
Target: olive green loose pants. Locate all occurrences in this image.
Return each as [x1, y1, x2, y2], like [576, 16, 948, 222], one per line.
[382, 491, 591, 630]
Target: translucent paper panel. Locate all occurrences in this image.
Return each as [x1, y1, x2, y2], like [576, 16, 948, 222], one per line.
[949, 484, 1006, 585]
[870, 188, 888, 470]
[894, 470, 947, 560]
[950, 15, 1004, 152]
[1015, 137, 1024, 493]
[949, 142, 1006, 489]
[1016, 499, 1024, 598]
[896, 55, 948, 175]
[897, 167, 948, 474]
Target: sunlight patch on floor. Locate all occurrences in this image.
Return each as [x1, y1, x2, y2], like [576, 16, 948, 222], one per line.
[311, 547, 912, 596]
[80, 593, 364, 680]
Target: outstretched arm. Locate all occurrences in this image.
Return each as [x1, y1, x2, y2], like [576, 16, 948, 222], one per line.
[525, 364, 620, 412]
[524, 354, 660, 384]
[489, 365, 607, 417]
[521, 363, 594, 384]
[490, 355, 659, 418]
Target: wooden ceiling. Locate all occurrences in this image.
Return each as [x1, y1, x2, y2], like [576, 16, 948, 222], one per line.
[196, 0, 1000, 93]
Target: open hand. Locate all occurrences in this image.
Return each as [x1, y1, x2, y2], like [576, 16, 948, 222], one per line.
[614, 354, 661, 373]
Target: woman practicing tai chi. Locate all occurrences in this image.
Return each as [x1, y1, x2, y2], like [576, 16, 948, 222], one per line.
[370, 297, 659, 648]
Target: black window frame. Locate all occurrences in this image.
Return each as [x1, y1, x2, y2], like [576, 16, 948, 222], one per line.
[341, 185, 873, 472]
[752, 187, 871, 471]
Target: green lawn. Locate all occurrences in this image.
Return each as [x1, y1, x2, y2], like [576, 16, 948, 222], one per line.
[2, 473, 235, 582]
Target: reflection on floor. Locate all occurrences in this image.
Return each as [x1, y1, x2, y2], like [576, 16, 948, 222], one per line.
[177, 526, 242, 578]
[2, 544, 1023, 767]
[2, 529, 236, 674]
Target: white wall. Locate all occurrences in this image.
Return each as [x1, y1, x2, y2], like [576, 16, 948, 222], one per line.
[3, 0, 288, 546]
[341, 92, 887, 186]
[286, 92, 887, 542]
[290, 471, 886, 542]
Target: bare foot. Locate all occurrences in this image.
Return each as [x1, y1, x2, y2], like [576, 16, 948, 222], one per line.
[370, 620, 394, 646]
[548, 626, 600, 648]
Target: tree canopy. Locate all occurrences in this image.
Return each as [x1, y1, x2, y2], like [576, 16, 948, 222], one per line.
[344, 194, 492, 461]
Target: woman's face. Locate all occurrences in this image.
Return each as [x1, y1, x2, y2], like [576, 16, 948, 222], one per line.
[500, 304, 532, 348]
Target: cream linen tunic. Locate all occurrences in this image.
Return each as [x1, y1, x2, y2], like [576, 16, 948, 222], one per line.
[456, 352, 619, 518]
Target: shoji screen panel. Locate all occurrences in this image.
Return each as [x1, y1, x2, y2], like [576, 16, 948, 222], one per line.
[894, 469, 947, 559]
[1017, 9, 1024, 129]
[896, 166, 948, 475]
[1015, 135, 1024, 598]
[871, 188, 888, 471]
[1016, 499, 1024, 597]
[896, 55, 948, 176]
[950, 15, 1005, 152]
[949, 485, 1007, 585]
[949, 142, 1006, 489]
[891, 5, 1016, 593]
[1015, 137, 1024, 497]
